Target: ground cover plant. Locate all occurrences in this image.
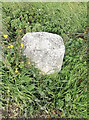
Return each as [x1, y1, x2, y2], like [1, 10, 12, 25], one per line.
[1, 2, 88, 118]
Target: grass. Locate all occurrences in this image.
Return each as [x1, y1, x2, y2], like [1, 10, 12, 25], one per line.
[1, 2, 88, 118]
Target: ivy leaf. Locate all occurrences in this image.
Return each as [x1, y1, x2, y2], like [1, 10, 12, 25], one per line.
[28, 84, 35, 91]
[65, 93, 71, 102]
[56, 99, 64, 108]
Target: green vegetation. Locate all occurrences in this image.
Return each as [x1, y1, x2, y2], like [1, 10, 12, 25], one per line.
[1, 2, 87, 118]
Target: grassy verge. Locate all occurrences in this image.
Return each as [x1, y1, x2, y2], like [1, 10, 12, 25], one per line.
[1, 2, 87, 118]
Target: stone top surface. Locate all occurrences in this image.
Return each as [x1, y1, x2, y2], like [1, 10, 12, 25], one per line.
[22, 32, 65, 74]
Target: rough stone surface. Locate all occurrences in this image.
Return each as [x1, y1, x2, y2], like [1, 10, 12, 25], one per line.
[21, 32, 65, 74]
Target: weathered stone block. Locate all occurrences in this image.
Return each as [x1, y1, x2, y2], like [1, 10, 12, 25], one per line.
[22, 32, 65, 74]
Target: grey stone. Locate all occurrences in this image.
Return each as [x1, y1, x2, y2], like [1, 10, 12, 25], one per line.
[21, 32, 65, 75]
